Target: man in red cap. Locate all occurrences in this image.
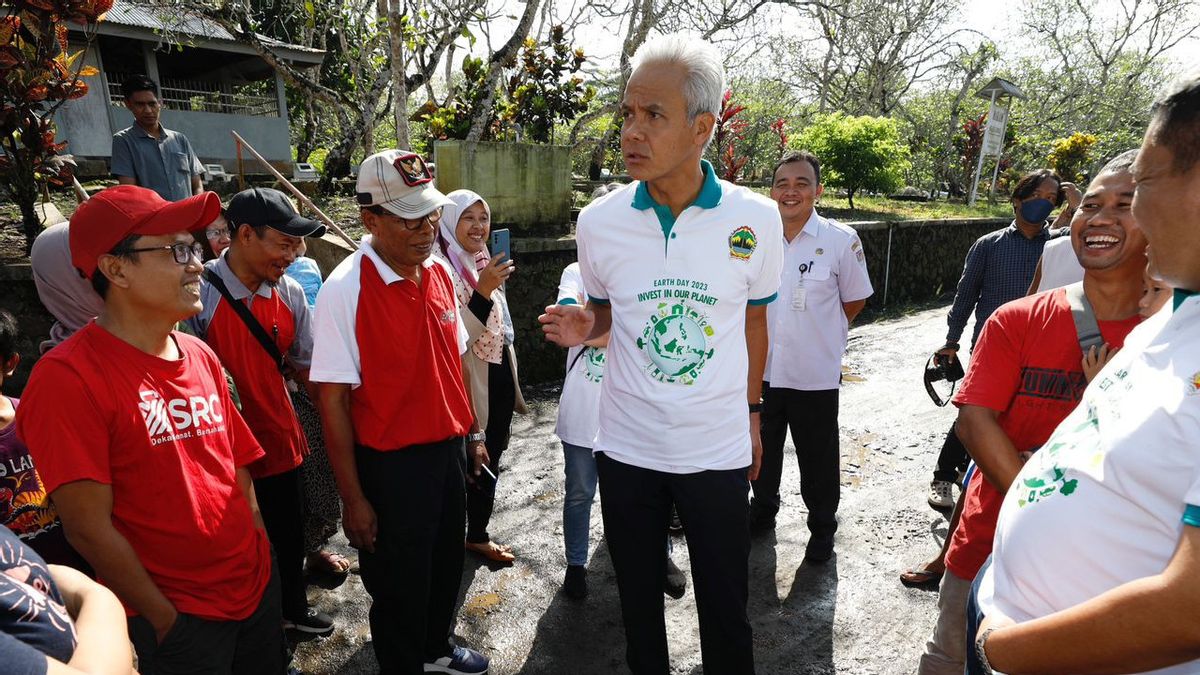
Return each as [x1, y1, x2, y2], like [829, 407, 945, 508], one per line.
[16, 185, 285, 674]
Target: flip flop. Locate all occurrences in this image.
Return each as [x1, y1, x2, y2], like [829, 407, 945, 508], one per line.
[900, 565, 944, 589]
[307, 550, 352, 576]
[465, 540, 516, 564]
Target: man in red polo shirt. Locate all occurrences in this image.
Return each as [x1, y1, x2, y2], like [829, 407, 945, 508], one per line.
[16, 185, 284, 673]
[187, 187, 333, 635]
[311, 149, 489, 675]
[916, 152, 1147, 675]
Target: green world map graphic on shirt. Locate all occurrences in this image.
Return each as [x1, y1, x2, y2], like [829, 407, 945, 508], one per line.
[636, 301, 715, 385]
[1017, 403, 1105, 508]
[583, 347, 606, 383]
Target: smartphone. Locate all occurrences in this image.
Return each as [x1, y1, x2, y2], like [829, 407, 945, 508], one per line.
[489, 228, 511, 264]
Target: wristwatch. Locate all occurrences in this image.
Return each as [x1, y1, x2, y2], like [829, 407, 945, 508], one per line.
[748, 401, 763, 414]
[467, 431, 486, 444]
[975, 627, 997, 674]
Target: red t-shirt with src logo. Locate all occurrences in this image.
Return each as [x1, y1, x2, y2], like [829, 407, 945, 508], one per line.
[15, 322, 271, 621]
[944, 288, 1142, 581]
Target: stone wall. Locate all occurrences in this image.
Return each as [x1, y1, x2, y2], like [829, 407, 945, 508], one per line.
[0, 265, 53, 397]
[1, 217, 1011, 395]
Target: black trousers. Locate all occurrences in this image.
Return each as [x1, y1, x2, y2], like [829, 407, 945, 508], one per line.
[749, 385, 840, 542]
[466, 350, 516, 544]
[128, 556, 285, 674]
[356, 438, 466, 674]
[253, 467, 307, 620]
[596, 452, 754, 675]
[932, 421, 970, 482]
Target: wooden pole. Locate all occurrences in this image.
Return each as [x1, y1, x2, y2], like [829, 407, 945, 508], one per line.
[230, 130, 359, 250]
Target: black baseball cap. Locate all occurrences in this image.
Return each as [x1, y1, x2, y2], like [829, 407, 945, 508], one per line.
[227, 187, 327, 238]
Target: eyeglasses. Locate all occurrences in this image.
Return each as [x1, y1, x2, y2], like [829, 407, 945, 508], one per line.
[116, 242, 205, 265]
[396, 208, 442, 231]
[205, 227, 230, 241]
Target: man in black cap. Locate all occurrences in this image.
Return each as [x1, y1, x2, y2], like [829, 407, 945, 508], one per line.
[187, 187, 334, 636]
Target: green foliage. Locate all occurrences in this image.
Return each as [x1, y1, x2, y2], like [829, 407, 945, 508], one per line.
[415, 55, 493, 144]
[500, 26, 593, 143]
[1, 0, 108, 254]
[795, 113, 911, 208]
[1046, 132, 1098, 183]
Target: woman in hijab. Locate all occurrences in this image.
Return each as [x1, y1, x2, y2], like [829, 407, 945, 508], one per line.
[29, 223, 104, 353]
[436, 189, 527, 564]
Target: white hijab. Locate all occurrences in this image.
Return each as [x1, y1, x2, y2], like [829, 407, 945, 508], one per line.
[437, 190, 514, 348]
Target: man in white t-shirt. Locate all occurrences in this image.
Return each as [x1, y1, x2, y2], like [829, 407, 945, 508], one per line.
[748, 151, 873, 561]
[971, 72, 1200, 675]
[540, 35, 783, 674]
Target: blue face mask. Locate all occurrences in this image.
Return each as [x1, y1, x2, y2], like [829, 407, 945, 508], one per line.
[1019, 198, 1055, 224]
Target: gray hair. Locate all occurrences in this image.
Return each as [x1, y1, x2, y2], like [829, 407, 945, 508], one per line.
[629, 34, 725, 123]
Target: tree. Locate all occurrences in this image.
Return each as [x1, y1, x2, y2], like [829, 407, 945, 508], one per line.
[1046, 132, 1098, 183]
[795, 112, 910, 208]
[501, 27, 593, 143]
[1, 0, 107, 254]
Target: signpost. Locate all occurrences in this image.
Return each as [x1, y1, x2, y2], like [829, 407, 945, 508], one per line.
[968, 78, 1026, 206]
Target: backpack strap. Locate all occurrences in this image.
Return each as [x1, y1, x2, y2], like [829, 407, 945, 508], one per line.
[1063, 282, 1105, 353]
[203, 268, 287, 374]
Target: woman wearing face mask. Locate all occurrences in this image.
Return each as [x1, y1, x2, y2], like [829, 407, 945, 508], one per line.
[435, 189, 528, 564]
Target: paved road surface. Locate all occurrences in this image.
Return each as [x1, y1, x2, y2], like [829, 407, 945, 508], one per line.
[295, 302, 975, 674]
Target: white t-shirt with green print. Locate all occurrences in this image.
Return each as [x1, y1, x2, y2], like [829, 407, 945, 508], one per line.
[978, 293, 1200, 675]
[577, 163, 784, 474]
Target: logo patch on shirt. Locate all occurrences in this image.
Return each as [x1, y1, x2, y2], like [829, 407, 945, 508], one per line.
[815, 248, 824, 255]
[439, 309, 456, 325]
[728, 226, 757, 261]
[1190, 371, 1200, 395]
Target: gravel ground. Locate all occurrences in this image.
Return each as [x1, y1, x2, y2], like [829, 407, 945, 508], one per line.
[293, 302, 975, 675]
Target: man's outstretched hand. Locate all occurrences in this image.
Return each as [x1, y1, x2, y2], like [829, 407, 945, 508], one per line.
[539, 303, 596, 348]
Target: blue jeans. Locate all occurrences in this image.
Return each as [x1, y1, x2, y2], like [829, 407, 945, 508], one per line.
[562, 442, 599, 566]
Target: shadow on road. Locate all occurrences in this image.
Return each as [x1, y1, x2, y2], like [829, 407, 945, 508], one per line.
[749, 533, 839, 675]
[516, 538, 628, 674]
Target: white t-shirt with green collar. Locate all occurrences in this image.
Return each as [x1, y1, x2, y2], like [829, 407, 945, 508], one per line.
[577, 161, 784, 474]
[978, 291, 1200, 675]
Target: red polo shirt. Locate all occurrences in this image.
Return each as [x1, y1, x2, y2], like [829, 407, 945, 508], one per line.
[16, 323, 271, 621]
[189, 258, 312, 478]
[309, 240, 473, 450]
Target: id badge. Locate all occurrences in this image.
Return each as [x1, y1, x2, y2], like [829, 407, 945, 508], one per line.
[791, 281, 807, 311]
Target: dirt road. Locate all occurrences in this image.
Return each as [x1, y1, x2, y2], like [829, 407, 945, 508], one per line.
[295, 302, 973, 675]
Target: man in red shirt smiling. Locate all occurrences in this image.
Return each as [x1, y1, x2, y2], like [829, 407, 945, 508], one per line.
[916, 153, 1147, 675]
[16, 186, 284, 674]
[188, 187, 333, 636]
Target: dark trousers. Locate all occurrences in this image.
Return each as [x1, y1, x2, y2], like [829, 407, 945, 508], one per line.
[749, 385, 840, 542]
[253, 467, 307, 619]
[933, 422, 971, 483]
[356, 438, 466, 674]
[128, 556, 285, 674]
[466, 351, 516, 544]
[596, 452, 754, 675]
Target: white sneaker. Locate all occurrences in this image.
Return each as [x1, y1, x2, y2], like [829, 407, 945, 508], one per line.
[927, 480, 955, 509]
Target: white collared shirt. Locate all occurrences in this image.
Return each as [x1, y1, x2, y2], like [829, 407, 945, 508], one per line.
[765, 209, 873, 390]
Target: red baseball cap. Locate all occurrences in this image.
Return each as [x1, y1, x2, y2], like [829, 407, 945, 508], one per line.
[69, 185, 222, 279]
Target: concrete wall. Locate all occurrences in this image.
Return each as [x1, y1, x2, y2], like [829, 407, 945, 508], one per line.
[433, 141, 572, 236]
[2, 217, 1011, 395]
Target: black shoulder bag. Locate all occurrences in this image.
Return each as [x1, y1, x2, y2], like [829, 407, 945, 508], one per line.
[203, 268, 287, 374]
